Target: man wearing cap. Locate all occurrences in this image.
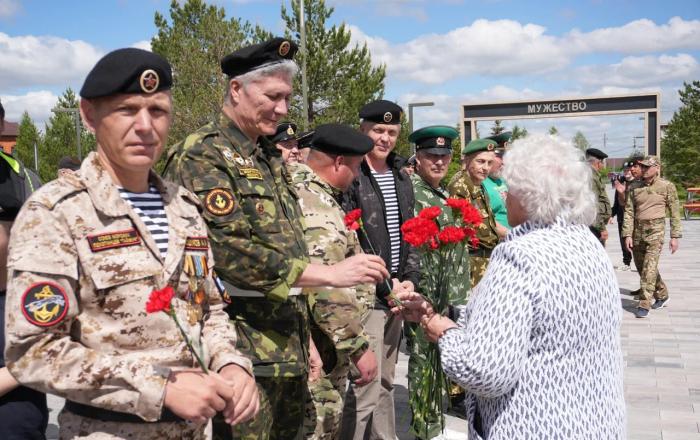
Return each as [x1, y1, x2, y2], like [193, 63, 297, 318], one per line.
[0, 100, 47, 439]
[407, 125, 470, 438]
[289, 124, 379, 439]
[341, 99, 420, 440]
[4, 48, 259, 438]
[483, 132, 512, 231]
[163, 38, 387, 439]
[611, 161, 636, 271]
[586, 148, 612, 245]
[448, 138, 501, 287]
[623, 155, 682, 319]
[271, 122, 304, 164]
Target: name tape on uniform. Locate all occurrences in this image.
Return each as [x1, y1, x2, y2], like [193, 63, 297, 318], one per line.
[87, 229, 141, 252]
[185, 236, 209, 251]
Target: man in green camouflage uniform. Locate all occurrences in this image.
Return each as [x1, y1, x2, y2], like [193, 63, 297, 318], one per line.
[622, 155, 682, 319]
[586, 148, 612, 245]
[290, 124, 379, 439]
[448, 138, 500, 287]
[407, 126, 471, 438]
[163, 39, 388, 440]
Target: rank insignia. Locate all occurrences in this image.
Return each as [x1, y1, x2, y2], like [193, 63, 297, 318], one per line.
[139, 69, 160, 94]
[383, 112, 393, 123]
[22, 282, 69, 327]
[279, 40, 291, 57]
[205, 189, 235, 216]
[185, 236, 209, 251]
[87, 229, 141, 252]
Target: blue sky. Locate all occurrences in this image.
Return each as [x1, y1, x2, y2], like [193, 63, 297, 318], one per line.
[1, 0, 699, 158]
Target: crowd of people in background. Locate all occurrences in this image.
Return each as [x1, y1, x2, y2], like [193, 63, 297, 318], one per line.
[0, 36, 684, 440]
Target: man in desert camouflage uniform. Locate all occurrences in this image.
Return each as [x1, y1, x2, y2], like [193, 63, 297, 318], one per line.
[586, 148, 612, 245]
[448, 138, 500, 287]
[289, 124, 379, 439]
[163, 38, 387, 440]
[408, 126, 471, 437]
[623, 155, 682, 319]
[4, 48, 259, 439]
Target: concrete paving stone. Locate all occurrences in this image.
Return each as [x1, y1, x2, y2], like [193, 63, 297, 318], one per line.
[626, 431, 662, 440]
[662, 431, 700, 440]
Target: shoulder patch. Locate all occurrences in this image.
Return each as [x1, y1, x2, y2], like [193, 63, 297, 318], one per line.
[205, 189, 236, 216]
[21, 282, 69, 327]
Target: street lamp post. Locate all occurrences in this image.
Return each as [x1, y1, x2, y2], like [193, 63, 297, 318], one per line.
[407, 101, 434, 154]
[53, 107, 82, 161]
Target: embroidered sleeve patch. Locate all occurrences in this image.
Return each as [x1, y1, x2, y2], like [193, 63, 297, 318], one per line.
[185, 236, 209, 251]
[21, 282, 69, 327]
[87, 229, 141, 252]
[205, 189, 235, 216]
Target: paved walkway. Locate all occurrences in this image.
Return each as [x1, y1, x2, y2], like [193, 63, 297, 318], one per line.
[44, 219, 700, 439]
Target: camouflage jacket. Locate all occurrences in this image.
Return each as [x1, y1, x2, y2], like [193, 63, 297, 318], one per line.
[290, 163, 372, 365]
[447, 170, 499, 250]
[163, 113, 310, 377]
[341, 153, 421, 308]
[411, 173, 470, 306]
[4, 152, 251, 422]
[591, 171, 612, 232]
[622, 176, 682, 238]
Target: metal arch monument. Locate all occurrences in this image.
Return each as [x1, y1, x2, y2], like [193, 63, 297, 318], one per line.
[460, 93, 661, 156]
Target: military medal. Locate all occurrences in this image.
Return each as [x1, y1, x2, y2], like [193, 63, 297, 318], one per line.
[183, 253, 209, 325]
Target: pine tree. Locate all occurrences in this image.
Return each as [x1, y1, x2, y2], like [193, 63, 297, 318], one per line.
[13, 111, 42, 172]
[548, 126, 559, 136]
[662, 80, 700, 187]
[490, 120, 504, 135]
[572, 131, 591, 151]
[281, 0, 386, 127]
[511, 125, 528, 141]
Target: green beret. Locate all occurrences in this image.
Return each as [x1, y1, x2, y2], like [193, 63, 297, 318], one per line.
[409, 125, 458, 155]
[311, 124, 373, 156]
[461, 138, 497, 156]
[485, 131, 512, 146]
[221, 37, 297, 78]
[359, 100, 403, 124]
[270, 122, 297, 143]
[80, 48, 172, 99]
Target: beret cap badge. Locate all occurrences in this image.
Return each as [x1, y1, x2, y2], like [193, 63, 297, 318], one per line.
[487, 143, 494, 151]
[279, 41, 291, 57]
[383, 112, 393, 123]
[286, 126, 295, 136]
[139, 69, 160, 94]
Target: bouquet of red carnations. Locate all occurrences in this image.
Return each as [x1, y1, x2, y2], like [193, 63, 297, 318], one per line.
[401, 198, 481, 437]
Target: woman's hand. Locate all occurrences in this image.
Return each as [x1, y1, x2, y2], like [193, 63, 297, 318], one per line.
[421, 314, 458, 343]
[389, 291, 433, 322]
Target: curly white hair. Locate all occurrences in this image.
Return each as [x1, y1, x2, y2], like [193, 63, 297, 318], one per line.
[502, 134, 596, 226]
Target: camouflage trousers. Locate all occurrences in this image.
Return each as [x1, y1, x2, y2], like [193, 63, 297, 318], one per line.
[469, 255, 490, 287]
[303, 374, 344, 439]
[57, 409, 206, 440]
[633, 218, 668, 310]
[213, 375, 307, 440]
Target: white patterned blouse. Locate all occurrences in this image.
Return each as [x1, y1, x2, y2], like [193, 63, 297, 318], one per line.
[438, 217, 626, 439]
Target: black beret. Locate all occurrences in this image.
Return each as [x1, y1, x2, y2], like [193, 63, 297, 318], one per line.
[270, 122, 297, 143]
[585, 148, 608, 160]
[296, 130, 314, 149]
[311, 124, 373, 156]
[80, 48, 172, 99]
[221, 37, 298, 78]
[359, 99, 403, 124]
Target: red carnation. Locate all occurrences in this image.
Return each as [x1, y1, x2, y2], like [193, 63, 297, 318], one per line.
[418, 206, 442, 220]
[146, 285, 175, 313]
[460, 203, 483, 227]
[438, 226, 467, 245]
[344, 209, 363, 231]
[401, 216, 439, 248]
[446, 198, 468, 211]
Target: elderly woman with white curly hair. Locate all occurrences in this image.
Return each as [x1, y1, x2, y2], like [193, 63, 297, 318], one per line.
[395, 135, 626, 439]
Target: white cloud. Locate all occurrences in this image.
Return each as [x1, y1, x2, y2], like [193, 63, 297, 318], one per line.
[577, 54, 699, 88]
[132, 40, 152, 51]
[0, 0, 20, 18]
[0, 90, 59, 130]
[349, 17, 700, 84]
[0, 32, 103, 90]
[565, 17, 700, 54]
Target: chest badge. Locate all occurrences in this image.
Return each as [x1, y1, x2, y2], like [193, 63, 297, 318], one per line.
[204, 189, 235, 216]
[87, 229, 141, 252]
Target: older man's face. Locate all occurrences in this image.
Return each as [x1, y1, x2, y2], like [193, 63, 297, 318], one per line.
[235, 73, 292, 137]
[416, 151, 451, 185]
[276, 139, 301, 164]
[361, 122, 400, 164]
